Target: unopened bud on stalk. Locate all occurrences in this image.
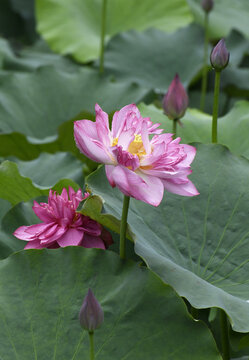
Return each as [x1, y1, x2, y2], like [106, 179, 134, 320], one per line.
[201, 0, 214, 13]
[210, 39, 230, 71]
[162, 74, 189, 120]
[79, 289, 104, 331]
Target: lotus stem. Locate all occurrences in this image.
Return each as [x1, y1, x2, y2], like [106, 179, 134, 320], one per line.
[99, 0, 107, 74]
[200, 12, 209, 111]
[212, 70, 221, 143]
[120, 195, 130, 259]
[89, 331, 95, 360]
[220, 310, 230, 360]
[173, 119, 177, 139]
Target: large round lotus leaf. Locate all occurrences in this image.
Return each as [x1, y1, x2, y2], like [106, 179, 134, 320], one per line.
[0, 67, 148, 161]
[11, 152, 84, 189]
[0, 38, 15, 68]
[0, 199, 12, 258]
[0, 199, 11, 222]
[10, 0, 34, 21]
[9, 0, 37, 42]
[0, 38, 79, 72]
[225, 30, 249, 67]
[139, 101, 249, 161]
[36, 0, 192, 63]
[82, 144, 249, 332]
[187, 0, 249, 40]
[104, 25, 206, 92]
[0, 116, 94, 162]
[222, 68, 249, 97]
[0, 160, 79, 205]
[0, 199, 40, 258]
[0, 66, 148, 140]
[0, 0, 23, 39]
[188, 90, 229, 116]
[0, 247, 221, 359]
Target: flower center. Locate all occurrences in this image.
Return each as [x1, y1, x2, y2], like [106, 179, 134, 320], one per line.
[112, 134, 146, 159]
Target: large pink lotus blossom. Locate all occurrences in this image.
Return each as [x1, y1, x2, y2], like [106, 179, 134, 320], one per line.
[74, 104, 199, 207]
[13, 187, 113, 250]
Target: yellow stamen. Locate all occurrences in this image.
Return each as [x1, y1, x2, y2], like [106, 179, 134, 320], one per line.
[112, 137, 118, 146]
[128, 135, 146, 158]
[112, 134, 146, 159]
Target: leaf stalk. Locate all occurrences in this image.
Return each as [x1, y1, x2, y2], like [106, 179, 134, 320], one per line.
[212, 70, 221, 143]
[89, 331, 95, 360]
[99, 0, 107, 74]
[200, 12, 209, 111]
[220, 310, 230, 360]
[120, 195, 130, 259]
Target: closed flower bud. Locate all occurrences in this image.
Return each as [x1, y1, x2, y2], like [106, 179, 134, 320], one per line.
[162, 74, 189, 120]
[210, 39, 230, 71]
[201, 0, 214, 13]
[79, 289, 104, 331]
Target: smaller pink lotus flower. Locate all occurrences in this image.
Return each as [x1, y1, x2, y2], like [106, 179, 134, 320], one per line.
[13, 187, 113, 250]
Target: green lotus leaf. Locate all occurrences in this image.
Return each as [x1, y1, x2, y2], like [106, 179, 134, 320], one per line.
[0, 67, 148, 139]
[187, 0, 249, 40]
[0, 38, 78, 72]
[104, 25, 207, 92]
[83, 144, 249, 332]
[0, 159, 80, 205]
[11, 152, 84, 189]
[226, 30, 249, 68]
[0, 0, 24, 39]
[0, 199, 40, 258]
[36, 0, 193, 63]
[0, 199, 11, 222]
[0, 66, 149, 159]
[0, 247, 221, 359]
[139, 101, 249, 160]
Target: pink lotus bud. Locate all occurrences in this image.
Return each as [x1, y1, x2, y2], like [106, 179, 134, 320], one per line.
[79, 289, 104, 331]
[162, 74, 189, 120]
[201, 0, 214, 13]
[210, 39, 230, 71]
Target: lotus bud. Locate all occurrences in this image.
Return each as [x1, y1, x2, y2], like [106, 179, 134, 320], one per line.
[210, 39, 230, 71]
[79, 289, 104, 331]
[162, 74, 189, 120]
[201, 0, 214, 13]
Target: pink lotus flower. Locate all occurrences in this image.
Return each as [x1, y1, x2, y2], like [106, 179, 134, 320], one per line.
[74, 104, 199, 207]
[13, 187, 113, 250]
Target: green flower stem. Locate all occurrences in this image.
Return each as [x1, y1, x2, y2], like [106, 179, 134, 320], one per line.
[120, 195, 130, 260]
[200, 12, 209, 111]
[99, 0, 107, 74]
[212, 70, 221, 143]
[220, 310, 230, 360]
[173, 119, 177, 139]
[89, 331, 95, 360]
